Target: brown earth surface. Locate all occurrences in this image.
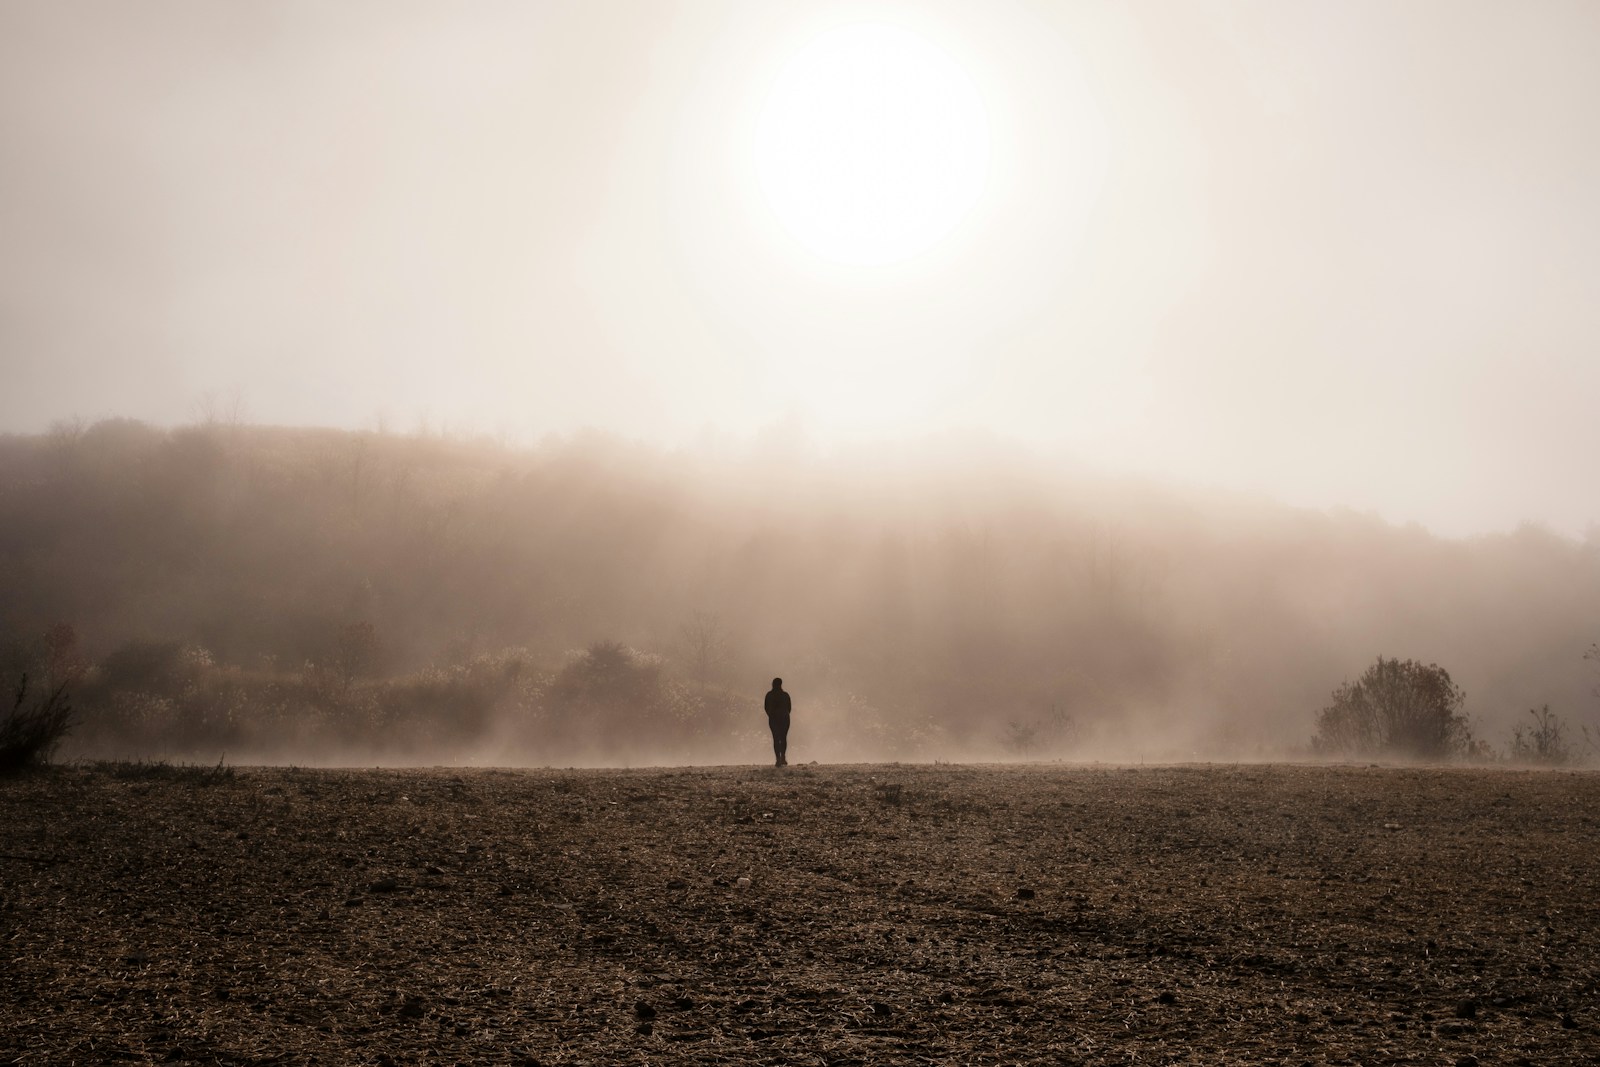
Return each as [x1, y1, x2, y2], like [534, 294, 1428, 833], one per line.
[3, 761, 1599, 1066]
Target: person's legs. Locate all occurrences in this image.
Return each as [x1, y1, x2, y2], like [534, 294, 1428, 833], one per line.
[764, 716, 784, 767]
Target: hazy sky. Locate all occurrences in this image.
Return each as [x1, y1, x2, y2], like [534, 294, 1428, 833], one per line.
[3, 1, 1598, 538]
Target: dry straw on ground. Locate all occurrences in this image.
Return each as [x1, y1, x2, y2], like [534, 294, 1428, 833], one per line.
[3, 762, 1597, 1064]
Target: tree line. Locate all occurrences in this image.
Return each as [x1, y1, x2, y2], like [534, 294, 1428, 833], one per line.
[2, 418, 1597, 765]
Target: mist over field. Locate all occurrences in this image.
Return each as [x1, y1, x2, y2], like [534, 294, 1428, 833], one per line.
[9, 6, 1600, 1066]
[2, 419, 1596, 767]
[4, 2, 1600, 771]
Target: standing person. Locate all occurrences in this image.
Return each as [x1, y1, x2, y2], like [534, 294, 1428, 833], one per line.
[764, 677, 791, 767]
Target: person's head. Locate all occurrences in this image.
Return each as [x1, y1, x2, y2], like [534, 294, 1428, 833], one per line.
[771, 677, 783, 689]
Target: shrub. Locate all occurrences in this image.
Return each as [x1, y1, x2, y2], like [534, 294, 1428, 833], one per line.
[1003, 719, 1040, 754]
[95, 640, 186, 693]
[1312, 656, 1474, 760]
[1002, 706, 1077, 757]
[0, 674, 75, 773]
[77, 642, 224, 750]
[1509, 705, 1575, 765]
[545, 640, 675, 752]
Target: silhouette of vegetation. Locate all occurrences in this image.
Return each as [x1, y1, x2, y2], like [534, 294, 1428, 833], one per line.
[100, 756, 235, 784]
[0, 675, 75, 773]
[678, 611, 728, 687]
[332, 622, 377, 692]
[1508, 705, 1576, 765]
[1001, 705, 1077, 757]
[1002, 719, 1040, 754]
[1312, 657, 1475, 760]
[0, 419, 1596, 762]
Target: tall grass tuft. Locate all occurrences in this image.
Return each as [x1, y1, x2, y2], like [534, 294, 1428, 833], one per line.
[100, 757, 235, 784]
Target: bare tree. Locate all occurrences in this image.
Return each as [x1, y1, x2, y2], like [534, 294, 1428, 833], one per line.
[678, 610, 727, 687]
[1582, 644, 1600, 760]
[195, 388, 248, 428]
[333, 622, 377, 692]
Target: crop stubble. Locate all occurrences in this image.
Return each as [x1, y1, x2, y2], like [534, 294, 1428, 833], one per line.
[2, 762, 1598, 1065]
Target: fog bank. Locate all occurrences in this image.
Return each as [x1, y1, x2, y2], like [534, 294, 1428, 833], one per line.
[2, 421, 1596, 766]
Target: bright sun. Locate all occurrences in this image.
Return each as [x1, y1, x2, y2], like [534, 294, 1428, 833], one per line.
[754, 23, 991, 267]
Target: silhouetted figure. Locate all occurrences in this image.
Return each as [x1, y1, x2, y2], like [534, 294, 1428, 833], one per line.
[764, 677, 791, 767]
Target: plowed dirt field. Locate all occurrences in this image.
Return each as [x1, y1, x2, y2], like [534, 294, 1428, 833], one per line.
[3, 762, 1598, 1065]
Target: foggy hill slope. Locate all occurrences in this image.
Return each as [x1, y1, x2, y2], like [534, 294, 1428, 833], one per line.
[1, 419, 1596, 761]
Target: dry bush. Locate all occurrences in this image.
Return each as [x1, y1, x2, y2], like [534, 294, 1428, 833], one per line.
[0, 674, 75, 773]
[1509, 705, 1577, 765]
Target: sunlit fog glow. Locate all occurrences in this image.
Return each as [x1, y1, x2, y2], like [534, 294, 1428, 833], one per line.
[754, 23, 990, 266]
[3, 1, 1600, 773]
[1, 2, 1598, 537]
[765, 342, 966, 437]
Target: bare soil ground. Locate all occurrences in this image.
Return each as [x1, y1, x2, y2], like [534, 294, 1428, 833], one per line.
[3, 762, 1599, 1066]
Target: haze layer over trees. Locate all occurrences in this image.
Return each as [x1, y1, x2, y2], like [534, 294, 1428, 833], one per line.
[2, 419, 1596, 764]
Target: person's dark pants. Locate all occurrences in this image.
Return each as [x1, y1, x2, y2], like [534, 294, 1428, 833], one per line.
[767, 714, 789, 766]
